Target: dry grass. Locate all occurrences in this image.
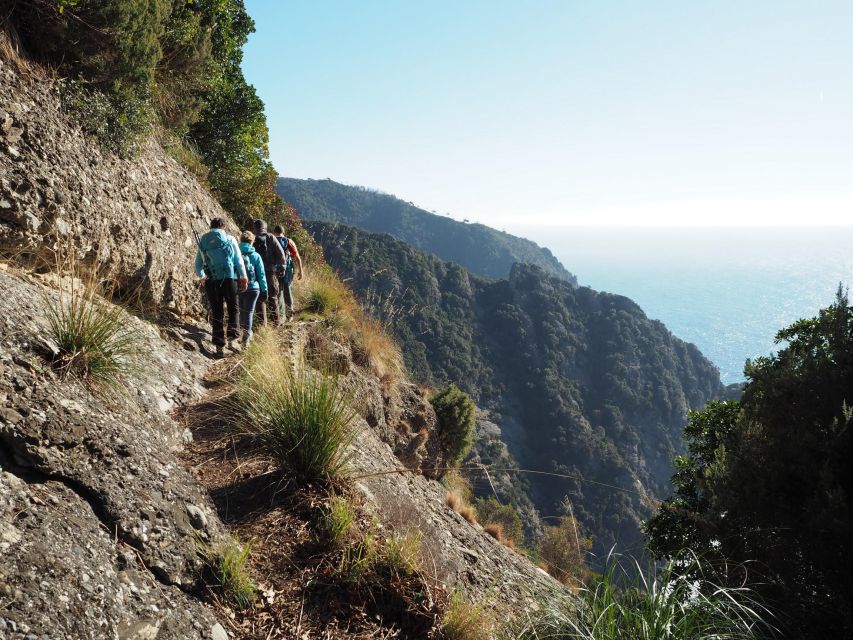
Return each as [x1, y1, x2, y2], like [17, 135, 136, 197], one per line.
[350, 316, 404, 381]
[445, 491, 478, 524]
[0, 25, 43, 76]
[441, 590, 494, 640]
[484, 523, 504, 542]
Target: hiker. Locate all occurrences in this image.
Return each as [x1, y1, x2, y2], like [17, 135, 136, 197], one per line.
[195, 218, 248, 356]
[272, 225, 304, 321]
[252, 219, 288, 325]
[237, 230, 267, 344]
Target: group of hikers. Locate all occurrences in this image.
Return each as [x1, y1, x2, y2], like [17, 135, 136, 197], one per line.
[194, 217, 304, 356]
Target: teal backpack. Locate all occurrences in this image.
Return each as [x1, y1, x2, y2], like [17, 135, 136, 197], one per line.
[200, 230, 235, 280]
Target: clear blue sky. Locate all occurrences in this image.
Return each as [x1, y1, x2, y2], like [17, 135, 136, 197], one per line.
[242, 1, 853, 226]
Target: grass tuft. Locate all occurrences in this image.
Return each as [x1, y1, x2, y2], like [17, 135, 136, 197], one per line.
[441, 589, 494, 640]
[43, 273, 142, 387]
[380, 530, 423, 577]
[514, 551, 777, 640]
[318, 494, 357, 547]
[199, 538, 257, 610]
[445, 491, 478, 524]
[235, 327, 356, 483]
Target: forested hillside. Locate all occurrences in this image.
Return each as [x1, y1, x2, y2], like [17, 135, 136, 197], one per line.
[309, 221, 724, 553]
[277, 177, 576, 283]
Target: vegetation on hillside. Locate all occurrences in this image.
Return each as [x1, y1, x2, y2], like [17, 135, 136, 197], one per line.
[279, 178, 577, 282]
[2, 0, 281, 225]
[646, 287, 853, 639]
[308, 221, 723, 556]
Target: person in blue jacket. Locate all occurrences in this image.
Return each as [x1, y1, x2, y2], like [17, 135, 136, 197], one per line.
[195, 218, 247, 356]
[237, 230, 267, 345]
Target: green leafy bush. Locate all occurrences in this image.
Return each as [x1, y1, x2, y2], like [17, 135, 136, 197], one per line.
[430, 384, 476, 469]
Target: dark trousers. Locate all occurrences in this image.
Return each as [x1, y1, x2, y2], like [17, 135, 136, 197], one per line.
[277, 275, 294, 319]
[239, 289, 260, 341]
[257, 273, 281, 325]
[205, 278, 238, 346]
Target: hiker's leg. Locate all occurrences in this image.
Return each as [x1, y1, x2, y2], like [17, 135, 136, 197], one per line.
[240, 289, 259, 341]
[206, 279, 226, 347]
[267, 274, 280, 325]
[280, 276, 294, 320]
[224, 278, 238, 341]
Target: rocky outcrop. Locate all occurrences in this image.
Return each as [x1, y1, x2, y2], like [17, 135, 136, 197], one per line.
[0, 58, 238, 317]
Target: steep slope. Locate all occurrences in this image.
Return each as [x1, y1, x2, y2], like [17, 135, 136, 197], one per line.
[309, 221, 724, 553]
[277, 177, 576, 283]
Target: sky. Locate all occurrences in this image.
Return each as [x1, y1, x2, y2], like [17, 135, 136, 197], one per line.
[242, 1, 853, 227]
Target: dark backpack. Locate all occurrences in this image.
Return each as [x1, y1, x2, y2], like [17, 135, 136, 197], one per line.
[253, 232, 278, 268]
[276, 236, 293, 270]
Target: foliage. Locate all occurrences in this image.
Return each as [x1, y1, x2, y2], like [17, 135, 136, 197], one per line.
[430, 384, 476, 468]
[199, 537, 256, 609]
[537, 515, 592, 587]
[44, 275, 142, 387]
[235, 327, 355, 483]
[311, 221, 723, 557]
[441, 590, 494, 640]
[279, 178, 576, 282]
[646, 287, 853, 638]
[514, 552, 775, 640]
[473, 497, 524, 548]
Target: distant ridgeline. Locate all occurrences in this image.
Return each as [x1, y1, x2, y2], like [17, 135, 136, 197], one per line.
[308, 221, 724, 554]
[276, 177, 576, 283]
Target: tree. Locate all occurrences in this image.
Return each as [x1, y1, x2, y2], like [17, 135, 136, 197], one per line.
[430, 384, 476, 469]
[646, 287, 853, 639]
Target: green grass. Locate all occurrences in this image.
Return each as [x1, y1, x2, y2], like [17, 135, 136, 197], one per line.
[336, 527, 379, 586]
[236, 328, 356, 483]
[380, 530, 422, 577]
[200, 538, 257, 609]
[43, 284, 142, 386]
[318, 494, 357, 547]
[513, 551, 777, 640]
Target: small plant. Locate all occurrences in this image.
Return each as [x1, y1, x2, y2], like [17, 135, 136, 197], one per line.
[430, 384, 476, 471]
[199, 538, 257, 610]
[236, 328, 356, 482]
[318, 494, 357, 547]
[380, 530, 423, 577]
[336, 527, 378, 586]
[445, 491, 478, 524]
[44, 272, 142, 386]
[514, 551, 777, 640]
[441, 589, 494, 640]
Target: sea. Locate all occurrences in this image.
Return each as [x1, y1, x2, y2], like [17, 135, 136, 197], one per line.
[505, 225, 853, 385]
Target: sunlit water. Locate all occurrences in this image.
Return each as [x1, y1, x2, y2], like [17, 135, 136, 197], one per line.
[505, 226, 853, 384]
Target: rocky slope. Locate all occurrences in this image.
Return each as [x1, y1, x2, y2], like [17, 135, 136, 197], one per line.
[0, 52, 569, 638]
[277, 177, 577, 283]
[308, 221, 725, 554]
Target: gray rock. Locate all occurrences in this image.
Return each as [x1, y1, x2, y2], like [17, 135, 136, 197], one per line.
[210, 623, 229, 640]
[185, 505, 208, 531]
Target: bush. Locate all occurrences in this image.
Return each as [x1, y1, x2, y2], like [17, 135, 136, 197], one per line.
[235, 328, 355, 483]
[537, 515, 592, 587]
[199, 538, 256, 610]
[441, 590, 494, 640]
[44, 276, 141, 386]
[430, 384, 476, 468]
[473, 497, 524, 548]
[514, 552, 776, 640]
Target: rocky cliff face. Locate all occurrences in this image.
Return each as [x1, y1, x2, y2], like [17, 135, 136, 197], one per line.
[0, 57, 233, 317]
[0, 57, 569, 638]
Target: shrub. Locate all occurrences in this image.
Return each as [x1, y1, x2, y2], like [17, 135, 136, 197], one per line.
[474, 497, 524, 548]
[430, 384, 476, 469]
[514, 552, 777, 640]
[537, 515, 592, 587]
[441, 590, 494, 640]
[44, 276, 141, 386]
[199, 538, 256, 610]
[318, 494, 356, 548]
[235, 328, 355, 483]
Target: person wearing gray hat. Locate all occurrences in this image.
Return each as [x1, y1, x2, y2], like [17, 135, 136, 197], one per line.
[251, 218, 288, 325]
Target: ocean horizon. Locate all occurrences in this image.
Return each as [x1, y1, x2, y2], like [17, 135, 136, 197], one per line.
[504, 225, 853, 385]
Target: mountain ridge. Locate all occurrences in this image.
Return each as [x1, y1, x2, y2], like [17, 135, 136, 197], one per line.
[277, 176, 577, 283]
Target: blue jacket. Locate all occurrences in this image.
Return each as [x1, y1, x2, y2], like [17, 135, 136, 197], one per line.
[239, 242, 268, 292]
[195, 229, 245, 280]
